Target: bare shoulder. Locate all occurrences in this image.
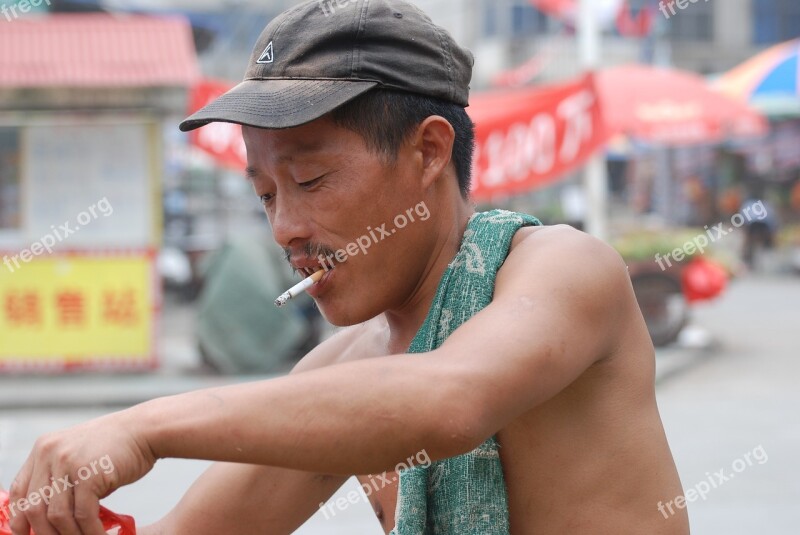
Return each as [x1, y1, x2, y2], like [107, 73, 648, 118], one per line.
[291, 316, 389, 374]
[509, 223, 625, 270]
[501, 223, 631, 300]
[497, 224, 636, 354]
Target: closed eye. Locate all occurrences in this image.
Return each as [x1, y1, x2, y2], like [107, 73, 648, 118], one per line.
[300, 174, 326, 189]
[259, 174, 328, 205]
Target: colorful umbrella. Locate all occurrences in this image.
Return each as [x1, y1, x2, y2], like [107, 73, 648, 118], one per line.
[597, 64, 769, 145]
[715, 39, 800, 117]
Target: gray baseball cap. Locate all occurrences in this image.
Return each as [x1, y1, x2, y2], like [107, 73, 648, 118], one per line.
[179, 0, 474, 132]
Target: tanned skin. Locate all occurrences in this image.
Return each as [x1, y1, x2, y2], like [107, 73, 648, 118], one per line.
[8, 113, 689, 535]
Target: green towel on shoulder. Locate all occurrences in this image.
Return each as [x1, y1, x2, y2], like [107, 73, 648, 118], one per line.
[391, 209, 542, 535]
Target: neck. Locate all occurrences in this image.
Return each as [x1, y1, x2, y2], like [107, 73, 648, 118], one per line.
[382, 199, 474, 354]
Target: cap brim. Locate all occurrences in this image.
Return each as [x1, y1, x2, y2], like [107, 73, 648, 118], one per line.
[179, 78, 379, 132]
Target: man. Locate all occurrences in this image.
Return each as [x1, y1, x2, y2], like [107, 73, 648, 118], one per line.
[8, 1, 689, 533]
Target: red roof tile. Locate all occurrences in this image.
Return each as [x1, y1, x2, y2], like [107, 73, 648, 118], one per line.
[0, 14, 199, 88]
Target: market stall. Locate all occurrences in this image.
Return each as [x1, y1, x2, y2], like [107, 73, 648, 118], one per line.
[0, 14, 198, 371]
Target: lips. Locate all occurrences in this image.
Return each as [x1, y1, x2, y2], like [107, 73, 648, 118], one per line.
[306, 267, 335, 298]
[291, 259, 336, 278]
[298, 266, 321, 277]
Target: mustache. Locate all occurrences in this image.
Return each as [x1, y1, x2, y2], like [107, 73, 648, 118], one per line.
[283, 242, 337, 272]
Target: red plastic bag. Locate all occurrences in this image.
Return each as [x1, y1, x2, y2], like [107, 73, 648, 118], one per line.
[0, 490, 136, 534]
[682, 256, 728, 303]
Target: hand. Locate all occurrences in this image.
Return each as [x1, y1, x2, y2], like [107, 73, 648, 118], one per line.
[8, 409, 156, 535]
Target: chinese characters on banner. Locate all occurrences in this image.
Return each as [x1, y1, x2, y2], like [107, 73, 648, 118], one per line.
[469, 74, 609, 200]
[0, 254, 156, 367]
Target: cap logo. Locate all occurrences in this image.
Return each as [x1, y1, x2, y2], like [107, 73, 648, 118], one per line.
[256, 41, 274, 64]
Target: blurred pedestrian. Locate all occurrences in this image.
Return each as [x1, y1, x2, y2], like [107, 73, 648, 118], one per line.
[741, 195, 778, 269]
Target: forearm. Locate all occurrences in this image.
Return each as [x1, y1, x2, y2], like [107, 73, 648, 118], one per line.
[133, 351, 476, 475]
[141, 462, 346, 535]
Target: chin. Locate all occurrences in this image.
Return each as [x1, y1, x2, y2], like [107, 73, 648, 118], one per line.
[315, 296, 384, 327]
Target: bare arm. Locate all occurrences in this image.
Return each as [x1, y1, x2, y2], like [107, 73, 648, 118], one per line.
[141, 464, 346, 535]
[141, 327, 368, 535]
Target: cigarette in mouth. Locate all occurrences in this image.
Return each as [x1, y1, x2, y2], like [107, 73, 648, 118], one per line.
[274, 269, 325, 308]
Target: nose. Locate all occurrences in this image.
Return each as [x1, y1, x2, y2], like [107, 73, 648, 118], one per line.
[269, 194, 313, 250]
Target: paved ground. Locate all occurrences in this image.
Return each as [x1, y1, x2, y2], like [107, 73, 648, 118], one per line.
[655, 274, 800, 533]
[0, 274, 797, 533]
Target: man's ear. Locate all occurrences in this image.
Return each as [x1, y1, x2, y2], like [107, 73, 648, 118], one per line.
[413, 116, 456, 190]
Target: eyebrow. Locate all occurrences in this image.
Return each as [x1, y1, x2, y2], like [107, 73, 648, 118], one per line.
[244, 140, 329, 179]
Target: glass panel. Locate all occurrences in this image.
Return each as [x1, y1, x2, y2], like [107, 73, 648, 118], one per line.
[0, 127, 21, 231]
[665, 0, 714, 42]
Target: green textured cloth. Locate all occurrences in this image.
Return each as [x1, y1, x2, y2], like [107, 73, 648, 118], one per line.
[391, 209, 542, 535]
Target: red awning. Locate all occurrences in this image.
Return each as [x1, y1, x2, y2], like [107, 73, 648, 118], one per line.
[0, 14, 199, 88]
[596, 64, 768, 144]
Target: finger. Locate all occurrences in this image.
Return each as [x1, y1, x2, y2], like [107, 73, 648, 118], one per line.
[7, 502, 32, 535]
[20, 466, 61, 535]
[8, 453, 33, 506]
[43, 473, 83, 535]
[73, 483, 106, 535]
[8, 460, 34, 535]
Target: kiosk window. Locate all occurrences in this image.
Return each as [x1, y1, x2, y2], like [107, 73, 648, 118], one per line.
[0, 127, 21, 230]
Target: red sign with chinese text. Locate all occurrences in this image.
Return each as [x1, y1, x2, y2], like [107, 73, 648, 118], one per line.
[469, 74, 609, 200]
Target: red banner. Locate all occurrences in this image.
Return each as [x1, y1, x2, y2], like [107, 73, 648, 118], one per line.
[187, 79, 247, 170]
[469, 74, 608, 200]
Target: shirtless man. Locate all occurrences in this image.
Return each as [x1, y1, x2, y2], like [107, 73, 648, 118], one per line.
[8, 1, 689, 533]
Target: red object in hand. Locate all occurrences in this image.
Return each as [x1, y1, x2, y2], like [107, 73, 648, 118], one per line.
[682, 256, 729, 303]
[0, 490, 136, 534]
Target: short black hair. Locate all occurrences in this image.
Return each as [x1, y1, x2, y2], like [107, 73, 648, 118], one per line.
[330, 89, 475, 198]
